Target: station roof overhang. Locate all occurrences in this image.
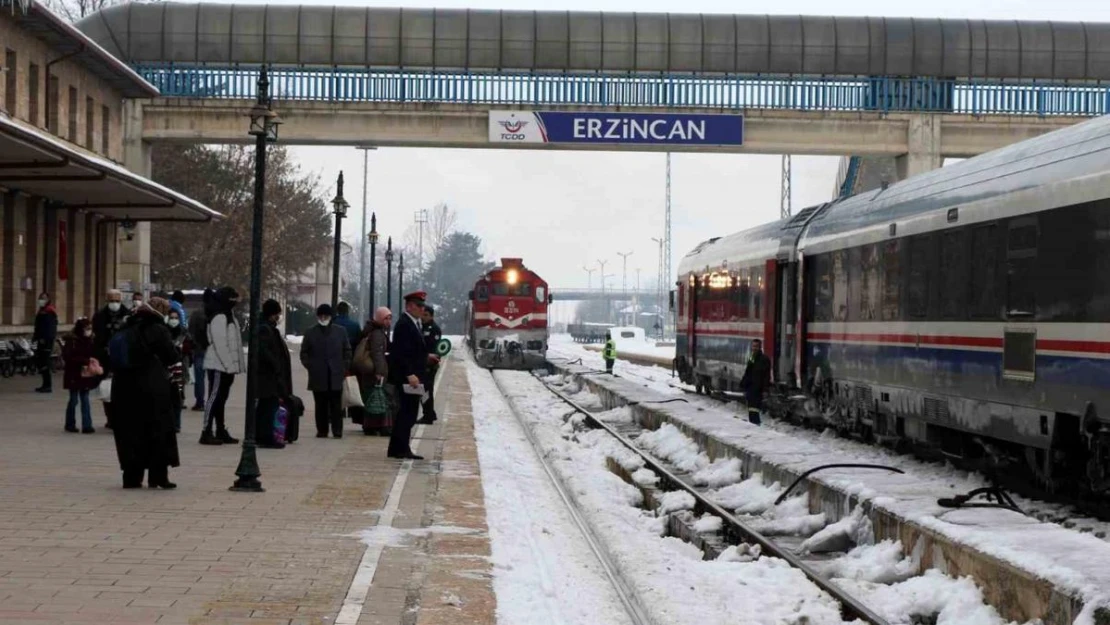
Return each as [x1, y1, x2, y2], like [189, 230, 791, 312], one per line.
[0, 115, 222, 223]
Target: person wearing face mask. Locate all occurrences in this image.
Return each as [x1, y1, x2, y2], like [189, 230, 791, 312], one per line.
[166, 310, 188, 433]
[131, 292, 144, 311]
[32, 292, 58, 393]
[92, 289, 130, 428]
[201, 286, 244, 446]
[299, 303, 352, 438]
[256, 299, 292, 448]
[62, 318, 98, 433]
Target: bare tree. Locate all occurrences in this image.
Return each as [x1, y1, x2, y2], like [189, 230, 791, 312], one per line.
[426, 202, 458, 259]
[43, 0, 157, 22]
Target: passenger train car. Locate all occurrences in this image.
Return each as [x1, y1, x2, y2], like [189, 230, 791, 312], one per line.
[676, 115, 1110, 498]
[467, 258, 551, 369]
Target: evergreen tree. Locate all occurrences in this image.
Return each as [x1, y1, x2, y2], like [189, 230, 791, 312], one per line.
[421, 233, 495, 334]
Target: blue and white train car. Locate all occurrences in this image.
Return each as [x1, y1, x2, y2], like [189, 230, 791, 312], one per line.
[676, 115, 1110, 497]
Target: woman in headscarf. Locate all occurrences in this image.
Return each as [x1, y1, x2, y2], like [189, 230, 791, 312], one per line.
[110, 297, 182, 489]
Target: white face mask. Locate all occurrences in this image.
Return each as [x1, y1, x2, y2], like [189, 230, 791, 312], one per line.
[168, 318, 180, 328]
[318, 317, 331, 327]
[107, 302, 121, 312]
[83, 330, 93, 338]
[37, 299, 47, 308]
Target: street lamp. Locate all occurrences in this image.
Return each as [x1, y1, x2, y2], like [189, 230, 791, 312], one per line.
[398, 252, 405, 309]
[385, 237, 394, 316]
[617, 251, 633, 321]
[651, 237, 664, 339]
[232, 65, 282, 493]
[368, 213, 379, 313]
[331, 171, 349, 308]
[356, 146, 377, 317]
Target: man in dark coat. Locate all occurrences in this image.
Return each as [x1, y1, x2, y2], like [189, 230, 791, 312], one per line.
[32, 292, 58, 393]
[739, 339, 773, 425]
[334, 301, 362, 348]
[387, 291, 431, 459]
[299, 303, 352, 438]
[110, 298, 182, 489]
[418, 304, 442, 424]
[257, 299, 292, 448]
[92, 289, 129, 428]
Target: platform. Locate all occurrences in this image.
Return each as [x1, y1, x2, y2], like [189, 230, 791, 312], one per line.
[0, 353, 494, 625]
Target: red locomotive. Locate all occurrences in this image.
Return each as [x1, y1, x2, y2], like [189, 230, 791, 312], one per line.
[466, 258, 551, 369]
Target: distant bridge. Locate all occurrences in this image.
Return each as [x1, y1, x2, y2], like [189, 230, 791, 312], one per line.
[552, 288, 659, 302]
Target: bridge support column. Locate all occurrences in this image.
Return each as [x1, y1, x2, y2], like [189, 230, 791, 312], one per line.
[895, 114, 942, 180]
[118, 100, 152, 297]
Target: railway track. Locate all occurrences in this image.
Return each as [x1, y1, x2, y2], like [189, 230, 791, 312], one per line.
[489, 366, 892, 625]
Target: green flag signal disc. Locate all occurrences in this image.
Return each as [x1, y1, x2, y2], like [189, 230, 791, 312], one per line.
[435, 338, 452, 356]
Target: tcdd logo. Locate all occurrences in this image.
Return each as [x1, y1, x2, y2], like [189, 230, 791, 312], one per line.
[498, 118, 529, 141]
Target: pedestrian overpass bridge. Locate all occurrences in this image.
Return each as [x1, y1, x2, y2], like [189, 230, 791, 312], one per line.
[78, 4, 1110, 180]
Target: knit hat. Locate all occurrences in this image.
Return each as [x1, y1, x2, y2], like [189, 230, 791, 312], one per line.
[316, 303, 334, 317]
[262, 299, 282, 318]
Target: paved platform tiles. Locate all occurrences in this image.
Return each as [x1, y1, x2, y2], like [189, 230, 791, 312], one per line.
[0, 354, 494, 625]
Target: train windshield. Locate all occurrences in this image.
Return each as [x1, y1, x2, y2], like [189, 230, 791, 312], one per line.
[492, 282, 532, 296]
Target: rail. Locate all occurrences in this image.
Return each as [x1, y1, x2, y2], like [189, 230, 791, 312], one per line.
[526, 369, 891, 625]
[135, 64, 1110, 117]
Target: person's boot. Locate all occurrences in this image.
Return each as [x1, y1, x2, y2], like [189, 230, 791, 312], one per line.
[198, 431, 223, 445]
[217, 429, 239, 444]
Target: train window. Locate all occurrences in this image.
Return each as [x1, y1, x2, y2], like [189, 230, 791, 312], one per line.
[535, 286, 546, 303]
[938, 229, 968, 319]
[678, 283, 685, 317]
[859, 245, 880, 321]
[813, 254, 833, 321]
[970, 224, 1001, 318]
[476, 285, 489, 302]
[1006, 218, 1038, 317]
[832, 250, 850, 321]
[907, 235, 932, 318]
[738, 270, 751, 318]
[492, 283, 508, 296]
[881, 240, 901, 321]
[752, 266, 763, 320]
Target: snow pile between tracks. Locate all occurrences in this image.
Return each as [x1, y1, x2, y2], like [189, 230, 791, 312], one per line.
[478, 366, 852, 625]
[837, 569, 1026, 625]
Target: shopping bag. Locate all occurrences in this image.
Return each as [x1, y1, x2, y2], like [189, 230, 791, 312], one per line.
[342, 375, 364, 408]
[97, 377, 112, 402]
[273, 404, 289, 445]
[365, 384, 390, 417]
[81, 357, 104, 378]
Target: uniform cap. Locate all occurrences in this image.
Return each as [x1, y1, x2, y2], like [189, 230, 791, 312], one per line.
[403, 290, 427, 303]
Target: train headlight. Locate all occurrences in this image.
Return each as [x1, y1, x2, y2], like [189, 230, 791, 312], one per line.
[507, 269, 519, 284]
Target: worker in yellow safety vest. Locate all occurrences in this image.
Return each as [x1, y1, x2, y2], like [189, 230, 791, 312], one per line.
[602, 332, 617, 374]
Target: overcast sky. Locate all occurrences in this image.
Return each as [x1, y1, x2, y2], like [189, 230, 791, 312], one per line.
[240, 0, 1110, 316]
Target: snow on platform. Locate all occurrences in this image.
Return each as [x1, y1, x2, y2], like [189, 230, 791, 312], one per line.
[547, 357, 1110, 625]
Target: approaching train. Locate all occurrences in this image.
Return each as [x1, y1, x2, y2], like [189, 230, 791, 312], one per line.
[676, 115, 1110, 500]
[467, 258, 551, 369]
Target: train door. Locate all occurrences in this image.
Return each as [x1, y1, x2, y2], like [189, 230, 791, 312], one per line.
[686, 275, 699, 370]
[764, 259, 778, 382]
[775, 260, 799, 388]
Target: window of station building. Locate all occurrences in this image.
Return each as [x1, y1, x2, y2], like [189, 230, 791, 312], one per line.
[28, 64, 39, 125]
[1005, 217, 1038, 318]
[85, 97, 94, 148]
[4, 50, 15, 115]
[907, 235, 933, 318]
[881, 240, 901, 321]
[970, 224, 1001, 318]
[101, 105, 110, 154]
[67, 86, 78, 142]
[47, 75, 58, 132]
[938, 229, 968, 319]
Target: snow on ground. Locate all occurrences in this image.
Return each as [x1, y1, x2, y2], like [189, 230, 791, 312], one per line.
[610, 337, 675, 361]
[545, 341, 1110, 618]
[465, 360, 636, 625]
[481, 364, 854, 625]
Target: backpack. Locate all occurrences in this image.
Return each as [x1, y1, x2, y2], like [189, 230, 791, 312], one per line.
[108, 326, 145, 371]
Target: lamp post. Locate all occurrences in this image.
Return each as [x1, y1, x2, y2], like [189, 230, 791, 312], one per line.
[651, 237, 664, 339]
[231, 66, 281, 493]
[583, 266, 595, 291]
[617, 251, 632, 322]
[368, 213, 379, 313]
[398, 253, 405, 307]
[330, 172, 348, 308]
[597, 259, 609, 324]
[385, 237, 394, 316]
[356, 146, 376, 317]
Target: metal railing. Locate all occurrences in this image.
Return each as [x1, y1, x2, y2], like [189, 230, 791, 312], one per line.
[134, 64, 1110, 116]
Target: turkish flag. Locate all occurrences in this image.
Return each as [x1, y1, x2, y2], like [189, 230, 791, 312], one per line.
[58, 220, 68, 281]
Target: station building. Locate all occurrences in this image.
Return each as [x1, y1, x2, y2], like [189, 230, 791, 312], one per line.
[0, 0, 217, 334]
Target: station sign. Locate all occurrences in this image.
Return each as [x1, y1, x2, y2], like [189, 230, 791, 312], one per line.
[489, 110, 744, 146]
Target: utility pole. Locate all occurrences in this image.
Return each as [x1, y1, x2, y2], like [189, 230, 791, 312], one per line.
[597, 258, 609, 325]
[664, 153, 673, 338]
[617, 251, 632, 325]
[583, 266, 595, 291]
[781, 154, 792, 219]
[651, 237, 663, 339]
[356, 146, 376, 318]
[414, 209, 428, 271]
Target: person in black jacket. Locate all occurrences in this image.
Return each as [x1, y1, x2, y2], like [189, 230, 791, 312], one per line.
[299, 303, 352, 438]
[739, 339, 773, 425]
[187, 288, 213, 411]
[32, 292, 58, 393]
[92, 289, 129, 427]
[256, 299, 292, 448]
[418, 304, 443, 424]
[387, 291, 431, 460]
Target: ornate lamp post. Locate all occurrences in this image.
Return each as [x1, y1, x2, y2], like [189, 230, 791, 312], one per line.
[368, 213, 379, 313]
[232, 66, 281, 493]
[398, 253, 405, 308]
[385, 237, 394, 316]
[330, 172, 349, 308]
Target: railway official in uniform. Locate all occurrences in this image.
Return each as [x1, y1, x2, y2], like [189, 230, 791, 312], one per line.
[387, 291, 430, 460]
[739, 339, 772, 425]
[418, 304, 442, 425]
[602, 332, 617, 374]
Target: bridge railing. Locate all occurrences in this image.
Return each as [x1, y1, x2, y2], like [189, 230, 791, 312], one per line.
[134, 64, 1110, 117]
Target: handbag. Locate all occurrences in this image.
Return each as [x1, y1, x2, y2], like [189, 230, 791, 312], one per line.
[81, 357, 104, 378]
[365, 384, 389, 417]
[273, 404, 289, 444]
[342, 375, 364, 409]
[286, 394, 305, 418]
[97, 377, 112, 402]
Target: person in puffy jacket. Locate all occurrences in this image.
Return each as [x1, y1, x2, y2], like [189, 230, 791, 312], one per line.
[200, 286, 244, 446]
[32, 292, 58, 393]
[62, 318, 98, 433]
